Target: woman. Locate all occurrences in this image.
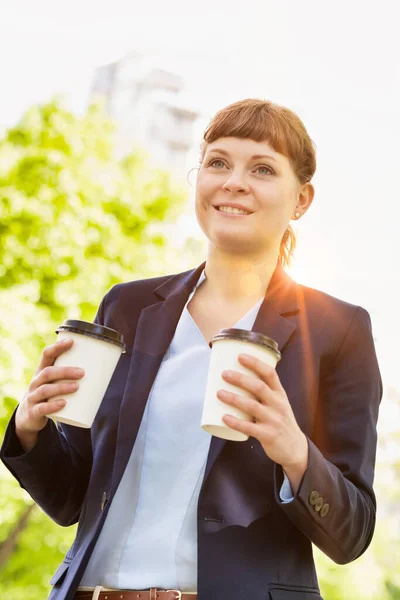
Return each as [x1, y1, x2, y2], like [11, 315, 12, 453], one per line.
[1, 99, 382, 600]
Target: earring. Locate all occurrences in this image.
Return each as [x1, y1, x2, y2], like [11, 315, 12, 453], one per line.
[294, 212, 300, 219]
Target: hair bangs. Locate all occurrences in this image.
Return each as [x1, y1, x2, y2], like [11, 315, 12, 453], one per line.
[202, 102, 294, 159]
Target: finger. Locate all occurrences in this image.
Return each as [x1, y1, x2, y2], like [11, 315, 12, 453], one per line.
[221, 412, 261, 438]
[32, 365, 84, 391]
[237, 354, 283, 392]
[221, 369, 273, 406]
[217, 389, 267, 421]
[32, 398, 67, 419]
[36, 339, 74, 374]
[29, 381, 79, 405]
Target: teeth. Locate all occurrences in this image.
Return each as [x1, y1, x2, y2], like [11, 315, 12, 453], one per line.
[217, 206, 250, 215]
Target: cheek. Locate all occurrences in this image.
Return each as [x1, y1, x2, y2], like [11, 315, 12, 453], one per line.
[196, 174, 219, 204]
[195, 179, 210, 218]
[265, 183, 296, 213]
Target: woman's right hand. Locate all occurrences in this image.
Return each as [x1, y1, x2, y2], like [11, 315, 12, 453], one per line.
[15, 339, 85, 450]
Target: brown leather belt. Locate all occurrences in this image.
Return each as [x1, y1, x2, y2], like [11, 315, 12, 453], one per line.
[74, 589, 196, 600]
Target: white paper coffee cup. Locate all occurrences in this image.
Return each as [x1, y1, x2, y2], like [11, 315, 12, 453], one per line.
[201, 328, 281, 442]
[50, 320, 126, 428]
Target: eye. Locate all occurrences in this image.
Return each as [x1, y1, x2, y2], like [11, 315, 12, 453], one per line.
[207, 158, 226, 169]
[256, 165, 274, 175]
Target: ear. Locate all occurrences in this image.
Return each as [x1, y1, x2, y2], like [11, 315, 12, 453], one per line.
[297, 182, 314, 214]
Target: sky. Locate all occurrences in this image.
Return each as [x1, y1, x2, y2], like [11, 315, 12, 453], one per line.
[1, 0, 399, 405]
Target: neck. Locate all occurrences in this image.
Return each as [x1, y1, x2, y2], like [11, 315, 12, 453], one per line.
[202, 246, 280, 303]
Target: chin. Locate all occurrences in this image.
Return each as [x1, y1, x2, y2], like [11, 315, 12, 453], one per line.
[212, 235, 259, 254]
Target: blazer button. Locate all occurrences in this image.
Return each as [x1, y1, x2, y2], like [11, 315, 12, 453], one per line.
[320, 503, 330, 517]
[309, 490, 319, 506]
[315, 497, 324, 512]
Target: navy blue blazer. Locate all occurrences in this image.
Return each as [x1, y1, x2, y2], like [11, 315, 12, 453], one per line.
[1, 261, 382, 600]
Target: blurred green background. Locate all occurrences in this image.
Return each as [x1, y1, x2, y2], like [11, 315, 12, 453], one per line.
[0, 99, 399, 599]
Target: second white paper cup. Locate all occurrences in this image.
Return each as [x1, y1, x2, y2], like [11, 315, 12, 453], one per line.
[201, 329, 281, 442]
[51, 320, 125, 428]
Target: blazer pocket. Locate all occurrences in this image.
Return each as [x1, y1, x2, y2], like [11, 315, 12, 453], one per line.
[269, 586, 323, 600]
[49, 558, 71, 586]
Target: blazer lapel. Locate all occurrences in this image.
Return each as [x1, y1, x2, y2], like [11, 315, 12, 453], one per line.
[203, 263, 299, 484]
[111, 262, 206, 492]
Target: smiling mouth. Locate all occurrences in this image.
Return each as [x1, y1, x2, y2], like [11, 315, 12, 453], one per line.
[213, 206, 253, 217]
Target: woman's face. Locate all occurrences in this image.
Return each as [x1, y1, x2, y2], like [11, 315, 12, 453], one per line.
[195, 137, 312, 257]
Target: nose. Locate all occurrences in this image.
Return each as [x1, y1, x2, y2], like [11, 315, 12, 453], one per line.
[222, 173, 248, 194]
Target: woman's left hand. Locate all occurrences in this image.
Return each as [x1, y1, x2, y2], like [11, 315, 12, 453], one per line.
[218, 353, 308, 492]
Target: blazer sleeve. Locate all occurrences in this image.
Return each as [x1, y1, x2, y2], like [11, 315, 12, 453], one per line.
[0, 292, 110, 527]
[274, 306, 383, 564]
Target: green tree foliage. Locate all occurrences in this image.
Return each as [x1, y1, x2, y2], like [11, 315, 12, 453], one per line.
[0, 98, 198, 598]
[0, 97, 189, 324]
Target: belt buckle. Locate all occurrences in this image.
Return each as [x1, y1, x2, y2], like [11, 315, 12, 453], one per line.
[166, 591, 182, 599]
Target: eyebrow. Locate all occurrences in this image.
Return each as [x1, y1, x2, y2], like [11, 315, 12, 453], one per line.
[207, 148, 279, 163]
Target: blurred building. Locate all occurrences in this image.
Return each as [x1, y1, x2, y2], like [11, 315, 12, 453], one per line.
[90, 51, 201, 178]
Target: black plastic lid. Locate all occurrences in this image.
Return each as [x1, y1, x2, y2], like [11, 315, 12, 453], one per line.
[56, 320, 126, 353]
[209, 328, 281, 362]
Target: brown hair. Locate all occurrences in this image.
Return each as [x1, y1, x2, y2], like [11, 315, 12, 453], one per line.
[198, 98, 316, 267]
